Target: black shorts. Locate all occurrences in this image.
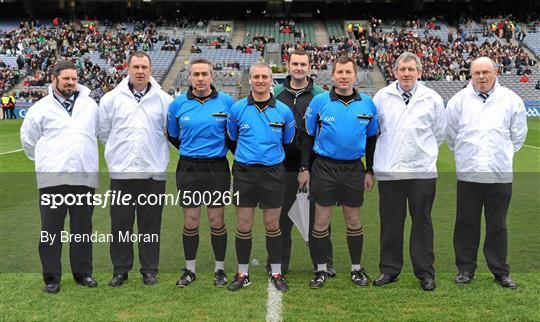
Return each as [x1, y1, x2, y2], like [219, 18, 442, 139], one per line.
[232, 161, 286, 209]
[310, 155, 365, 207]
[176, 156, 231, 208]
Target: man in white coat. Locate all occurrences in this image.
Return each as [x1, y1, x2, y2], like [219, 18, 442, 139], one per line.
[446, 56, 527, 289]
[20, 60, 99, 293]
[372, 52, 446, 291]
[99, 51, 173, 287]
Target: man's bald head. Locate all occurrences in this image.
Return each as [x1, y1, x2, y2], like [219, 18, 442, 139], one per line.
[470, 56, 498, 94]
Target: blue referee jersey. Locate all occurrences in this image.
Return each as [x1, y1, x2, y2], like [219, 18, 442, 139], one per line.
[305, 89, 379, 161]
[167, 86, 234, 158]
[227, 94, 295, 166]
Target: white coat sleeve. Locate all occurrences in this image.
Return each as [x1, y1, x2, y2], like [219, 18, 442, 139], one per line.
[445, 95, 460, 152]
[98, 94, 113, 145]
[19, 108, 41, 161]
[432, 95, 447, 146]
[510, 96, 527, 152]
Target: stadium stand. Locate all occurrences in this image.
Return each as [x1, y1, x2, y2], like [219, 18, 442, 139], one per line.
[245, 19, 315, 44]
[189, 48, 261, 70]
[0, 19, 183, 102]
[325, 20, 346, 41]
[1, 11, 538, 105]
[523, 31, 540, 58]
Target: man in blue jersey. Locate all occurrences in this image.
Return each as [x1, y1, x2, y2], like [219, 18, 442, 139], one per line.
[167, 58, 235, 288]
[226, 62, 295, 292]
[304, 56, 379, 288]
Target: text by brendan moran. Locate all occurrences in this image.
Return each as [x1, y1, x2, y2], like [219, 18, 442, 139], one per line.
[40, 231, 159, 245]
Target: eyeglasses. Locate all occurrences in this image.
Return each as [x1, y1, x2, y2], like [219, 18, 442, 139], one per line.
[472, 70, 494, 77]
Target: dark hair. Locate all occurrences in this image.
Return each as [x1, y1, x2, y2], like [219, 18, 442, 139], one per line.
[188, 58, 213, 74]
[51, 60, 77, 77]
[289, 49, 311, 66]
[332, 55, 357, 75]
[127, 51, 152, 67]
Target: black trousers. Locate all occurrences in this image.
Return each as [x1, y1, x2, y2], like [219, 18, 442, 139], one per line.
[267, 157, 333, 271]
[38, 185, 95, 284]
[378, 179, 436, 279]
[454, 181, 512, 277]
[109, 178, 165, 275]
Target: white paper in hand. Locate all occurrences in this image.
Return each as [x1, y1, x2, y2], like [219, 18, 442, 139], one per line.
[288, 191, 310, 242]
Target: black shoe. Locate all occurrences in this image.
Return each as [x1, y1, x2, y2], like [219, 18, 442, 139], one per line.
[326, 267, 337, 278]
[495, 275, 517, 289]
[421, 278, 436, 291]
[373, 274, 397, 286]
[351, 269, 370, 287]
[271, 274, 289, 292]
[109, 273, 128, 287]
[227, 273, 250, 291]
[214, 269, 228, 287]
[142, 273, 157, 286]
[44, 283, 60, 293]
[309, 271, 328, 289]
[454, 271, 474, 284]
[176, 268, 196, 288]
[76, 276, 98, 288]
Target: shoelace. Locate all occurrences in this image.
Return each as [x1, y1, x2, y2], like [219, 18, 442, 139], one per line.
[402, 92, 412, 105]
[314, 272, 326, 281]
[352, 269, 372, 282]
[235, 273, 248, 282]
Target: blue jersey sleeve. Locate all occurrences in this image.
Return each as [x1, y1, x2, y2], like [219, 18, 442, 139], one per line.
[223, 94, 235, 109]
[365, 97, 379, 137]
[305, 94, 323, 137]
[227, 103, 239, 141]
[282, 107, 296, 144]
[167, 99, 180, 138]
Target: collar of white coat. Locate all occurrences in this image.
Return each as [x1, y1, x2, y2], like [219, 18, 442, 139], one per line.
[47, 83, 91, 102]
[387, 80, 430, 100]
[118, 76, 160, 99]
[466, 78, 499, 98]
[396, 82, 417, 96]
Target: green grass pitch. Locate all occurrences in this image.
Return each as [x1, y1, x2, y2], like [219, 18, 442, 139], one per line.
[1, 119, 539, 321]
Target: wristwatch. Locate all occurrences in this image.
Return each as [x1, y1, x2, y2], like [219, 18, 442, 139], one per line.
[299, 166, 309, 172]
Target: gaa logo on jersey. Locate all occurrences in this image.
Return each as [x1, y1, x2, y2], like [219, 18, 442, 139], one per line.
[240, 123, 250, 129]
[324, 116, 335, 122]
[180, 115, 191, 121]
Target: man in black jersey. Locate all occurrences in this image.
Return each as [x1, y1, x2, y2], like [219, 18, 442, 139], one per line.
[270, 49, 335, 276]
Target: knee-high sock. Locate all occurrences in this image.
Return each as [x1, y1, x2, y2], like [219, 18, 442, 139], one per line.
[266, 228, 282, 264]
[235, 229, 252, 265]
[183, 226, 199, 261]
[347, 226, 364, 265]
[210, 225, 227, 262]
[311, 228, 330, 265]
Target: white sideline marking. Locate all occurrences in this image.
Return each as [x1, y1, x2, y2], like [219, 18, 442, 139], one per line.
[523, 144, 540, 150]
[266, 280, 283, 322]
[0, 148, 23, 155]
